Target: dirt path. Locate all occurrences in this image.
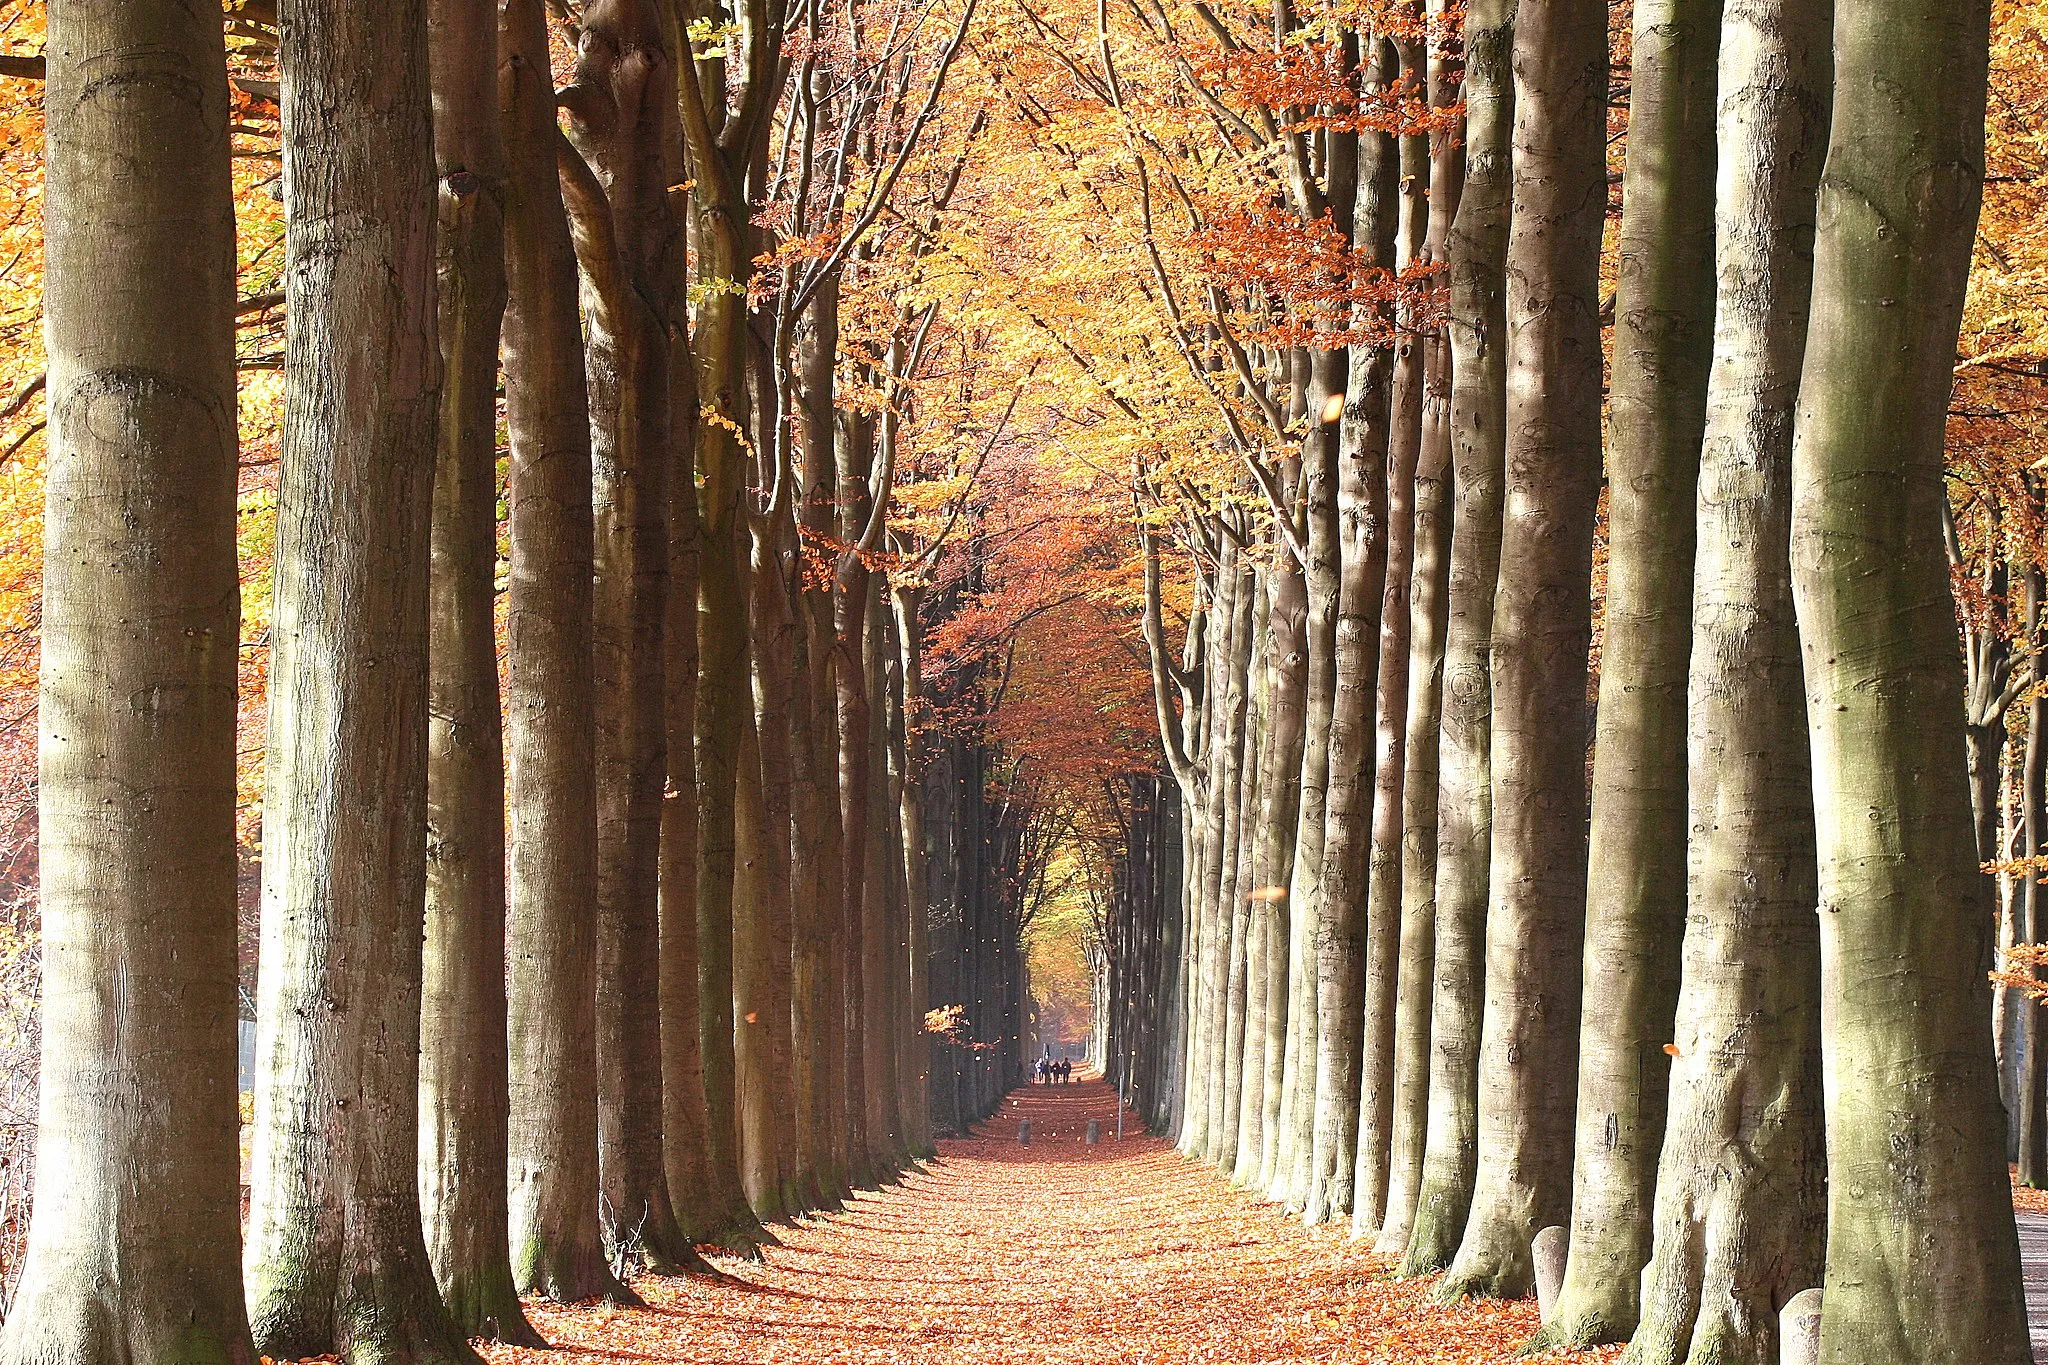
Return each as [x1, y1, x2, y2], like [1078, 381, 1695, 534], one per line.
[487, 1078, 1595, 1364]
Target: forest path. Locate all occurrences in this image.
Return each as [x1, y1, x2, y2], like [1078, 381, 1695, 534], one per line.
[2018, 1210, 2048, 1359]
[486, 1078, 1588, 1365]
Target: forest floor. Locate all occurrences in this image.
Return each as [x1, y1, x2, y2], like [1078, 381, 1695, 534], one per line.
[486, 1079, 1615, 1365]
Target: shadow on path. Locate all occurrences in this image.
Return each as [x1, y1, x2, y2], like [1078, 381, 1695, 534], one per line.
[484, 1078, 1574, 1365]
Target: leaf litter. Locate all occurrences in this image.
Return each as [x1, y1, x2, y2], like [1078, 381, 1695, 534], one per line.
[484, 1079, 1627, 1365]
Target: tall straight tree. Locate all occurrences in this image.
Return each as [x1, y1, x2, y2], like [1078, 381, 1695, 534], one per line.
[500, 0, 627, 1304]
[1374, 7, 1464, 1255]
[1, 4, 253, 1362]
[1209, 549, 1255, 1169]
[1183, 536, 1237, 1159]
[1227, 568, 1268, 1178]
[1280, 336, 1354, 1207]
[1441, 0, 1605, 1300]
[1254, 482, 1309, 1190]
[1323, 56, 1400, 1227]
[892, 582, 936, 1158]
[1623, 5, 1831, 1359]
[419, 0, 542, 1341]
[659, 338, 713, 1234]
[1355, 20, 1431, 1233]
[1538, 0, 1719, 1344]
[836, 402, 884, 1187]
[733, 691, 796, 1217]
[1399, 0, 1513, 1278]
[863, 575, 908, 1169]
[794, 280, 851, 1202]
[2019, 554, 2048, 1186]
[245, 0, 476, 1355]
[560, 0, 691, 1268]
[666, 0, 781, 1238]
[1790, 0, 2032, 1358]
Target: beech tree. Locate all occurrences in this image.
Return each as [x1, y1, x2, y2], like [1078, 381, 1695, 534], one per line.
[1372, 2, 1462, 1257]
[1441, 0, 1604, 1300]
[1317, 45, 1398, 1225]
[500, 0, 626, 1304]
[420, 0, 541, 1340]
[1, 4, 253, 1363]
[1621, 5, 1830, 1360]
[560, 0, 691, 1268]
[243, 0, 476, 1355]
[3, 0, 2043, 1357]
[1791, 0, 2031, 1359]
[1400, 0, 1511, 1279]
[1538, 0, 1716, 1343]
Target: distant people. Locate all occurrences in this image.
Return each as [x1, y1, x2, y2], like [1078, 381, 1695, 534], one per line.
[1059, 1059, 1072, 1084]
[1036, 1058, 1049, 1086]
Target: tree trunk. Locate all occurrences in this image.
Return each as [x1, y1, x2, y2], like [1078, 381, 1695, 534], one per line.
[419, 0, 542, 1339]
[1256, 522, 1309, 1191]
[1319, 75, 1401, 1232]
[1439, 0, 1604, 1301]
[659, 362, 711, 1238]
[246, 0, 480, 1355]
[894, 585, 934, 1158]
[1356, 339, 1420, 1233]
[1619, 9, 1830, 1360]
[1280, 345, 1348, 1211]
[1375, 320, 1456, 1256]
[1790, 1, 2030, 1358]
[1538, 0, 1718, 1345]
[747, 520, 805, 1213]
[561, 0, 688, 1273]
[689, 164, 768, 1243]
[1355, 31, 1431, 1229]
[1181, 545, 1236, 1157]
[787, 592, 832, 1199]
[1398, 0, 1512, 1280]
[499, 0, 628, 1306]
[734, 640, 797, 1217]
[1373, 22, 1463, 1255]
[2020, 559, 2046, 1186]
[1207, 554, 1255, 1166]
[2, 5, 253, 1362]
[1232, 567, 1274, 1186]
[1997, 749, 2023, 1163]
[836, 412, 879, 1189]
[864, 578, 907, 1170]
[793, 280, 848, 1202]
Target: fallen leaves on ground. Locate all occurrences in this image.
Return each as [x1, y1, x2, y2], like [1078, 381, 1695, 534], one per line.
[2013, 1165, 2048, 1216]
[486, 1080, 1625, 1365]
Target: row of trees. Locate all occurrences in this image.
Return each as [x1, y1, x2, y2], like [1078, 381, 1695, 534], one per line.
[11, 0, 1060, 1361]
[1094, 1, 2034, 1362]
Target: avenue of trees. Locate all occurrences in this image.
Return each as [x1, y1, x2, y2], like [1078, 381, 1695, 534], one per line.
[10, 0, 1050, 1360]
[0, 0, 2042, 1362]
[1097, 2, 2043, 1364]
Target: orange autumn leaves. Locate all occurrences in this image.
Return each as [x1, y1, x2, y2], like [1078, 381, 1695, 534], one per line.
[479, 1080, 1619, 1365]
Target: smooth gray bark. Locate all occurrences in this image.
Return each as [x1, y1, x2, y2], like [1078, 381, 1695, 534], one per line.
[1622, 11, 1832, 1362]
[1441, 0, 1605, 1300]
[3, 6, 253, 1361]
[1791, 0, 2031, 1358]
[500, 0, 627, 1304]
[1399, 0, 1513, 1279]
[246, 0, 478, 1354]
[419, 0, 542, 1339]
[561, 0, 689, 1270]
[1539, 0, 1719, 1343]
